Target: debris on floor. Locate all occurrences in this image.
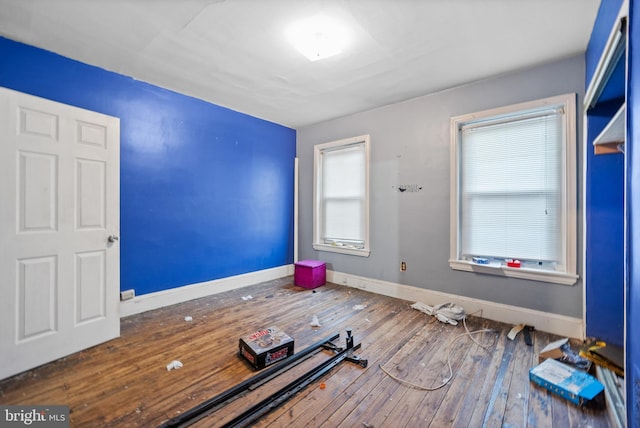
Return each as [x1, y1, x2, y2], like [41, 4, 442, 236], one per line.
[529, 358, 604, 406]
[310, 315, 321, 328]
[241, 295, 253, 301]
[410, 301, 465, 325]
[352, 304, 367, 310]
[239, 326, 295, 370]
[539, 338, 591, 370]
[508, 323, 526, 340]
[166, 360, 183, 371]
[508, 323, 534, 345]
[184, 316, 193, 322]
[580, 341, 624, 376]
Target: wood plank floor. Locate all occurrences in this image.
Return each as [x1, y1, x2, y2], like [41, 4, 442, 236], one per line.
[0, 278, 611, 427]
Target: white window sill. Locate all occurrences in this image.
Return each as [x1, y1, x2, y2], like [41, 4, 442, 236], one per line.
[448, 259, 578, 285]
[313, 243, 370, 257]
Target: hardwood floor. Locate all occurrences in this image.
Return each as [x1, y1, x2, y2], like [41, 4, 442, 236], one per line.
[0, 278, 611, 427]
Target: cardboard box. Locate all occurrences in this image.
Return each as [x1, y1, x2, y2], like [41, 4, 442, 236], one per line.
[239, 326, 294, 370]
[529, 358, 604, 406]
[539, 338, 570, 363]
[294, 260, 326, 289]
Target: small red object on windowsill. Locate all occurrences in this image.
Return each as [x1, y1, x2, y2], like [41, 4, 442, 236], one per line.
[506, 259, 521, 268]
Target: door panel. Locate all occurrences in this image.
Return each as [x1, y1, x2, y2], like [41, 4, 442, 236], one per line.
[19, 152, 58, 232]
[75, 250, 106, 324]
[0, 87, 120, 380]
[18, 256, 57, 340]
[76, 159, 106, 229]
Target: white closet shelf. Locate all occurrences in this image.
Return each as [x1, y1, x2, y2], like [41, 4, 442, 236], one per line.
[594, 103, 625, 154]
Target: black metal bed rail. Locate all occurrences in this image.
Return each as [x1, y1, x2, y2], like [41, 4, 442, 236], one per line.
[158, 332, 341, 428]
[221, 339, 366, 428]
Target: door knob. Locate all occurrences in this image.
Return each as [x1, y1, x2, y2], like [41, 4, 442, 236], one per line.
[108, 235, 119, 243]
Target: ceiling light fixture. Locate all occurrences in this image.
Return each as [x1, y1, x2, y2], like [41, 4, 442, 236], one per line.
[286, 14, 347, 61]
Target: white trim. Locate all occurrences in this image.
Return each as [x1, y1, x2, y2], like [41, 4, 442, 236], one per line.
[313, 134, 371, 257]
[119, 266, 582, 338]
[119, 265, 294, 317]
[450, 93, 578, 284]
[448, 260, 578, 286]
[582, 97, 588, 339]
[294, 157, 299, 263]
[312, 243, 371, 257]
[329, 270, 584, 339]
[584, 0, 629, 110]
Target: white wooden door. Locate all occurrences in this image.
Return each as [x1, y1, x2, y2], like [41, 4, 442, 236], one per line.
[0, 87, 120, 380]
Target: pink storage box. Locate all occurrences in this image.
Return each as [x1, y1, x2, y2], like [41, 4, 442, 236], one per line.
[294, 260, 326, 289]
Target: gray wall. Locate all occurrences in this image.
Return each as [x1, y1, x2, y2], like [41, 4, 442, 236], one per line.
[297, 54, 585, 318]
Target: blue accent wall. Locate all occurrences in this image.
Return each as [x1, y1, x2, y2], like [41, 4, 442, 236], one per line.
[0, 37, 296, 296]
[587, 0, 640, 422]
[627, 0, 640, 423]
[586, 0, 625, 86]
[584, 0, 625, 347]
[585, 106, 625, 344]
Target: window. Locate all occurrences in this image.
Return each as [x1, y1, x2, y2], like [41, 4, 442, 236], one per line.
[313, 135, 370, 257]
[449, 94, 577, 285]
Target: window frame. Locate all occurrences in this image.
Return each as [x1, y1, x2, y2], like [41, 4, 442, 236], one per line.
[313, 134, 371, 257]
[449, 94, 578, 285]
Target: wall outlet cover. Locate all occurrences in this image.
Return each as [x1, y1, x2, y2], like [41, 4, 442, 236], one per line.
[120, 289, 135, 301]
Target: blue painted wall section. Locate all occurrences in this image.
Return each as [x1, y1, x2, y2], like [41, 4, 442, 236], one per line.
[585, 100, 625, 344]
[587, 0, 640, 422]
[584, 0, 625, 347]
[627, 0, 640, 423]
[0, 36, 296, 296]
[586, 0, 625, 84]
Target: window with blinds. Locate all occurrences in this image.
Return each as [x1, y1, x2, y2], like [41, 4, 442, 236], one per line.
[313, 135, 370, 257]
[450, 94, 578, 285]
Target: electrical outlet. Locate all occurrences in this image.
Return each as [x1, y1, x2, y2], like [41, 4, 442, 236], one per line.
[120, 289, 135, 301]
[400, 261, 407, 272]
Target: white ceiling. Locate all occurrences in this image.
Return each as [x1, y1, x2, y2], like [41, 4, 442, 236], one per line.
[0, 0, 601, 128]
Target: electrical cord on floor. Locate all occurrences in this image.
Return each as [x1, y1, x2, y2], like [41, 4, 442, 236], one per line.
[379, 314, 499, 391]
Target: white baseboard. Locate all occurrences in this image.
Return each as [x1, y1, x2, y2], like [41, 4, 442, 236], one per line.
[328, 270, 584, 339]
[120, 266, 584, 339]
[119, 265, 294, 317]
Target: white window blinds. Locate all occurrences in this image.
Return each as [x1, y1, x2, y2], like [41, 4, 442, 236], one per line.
[459, 108, 564, 263]
[320, 143, 365, 246]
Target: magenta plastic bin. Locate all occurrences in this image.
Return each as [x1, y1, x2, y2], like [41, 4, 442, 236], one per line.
[294, 260, 326, 289]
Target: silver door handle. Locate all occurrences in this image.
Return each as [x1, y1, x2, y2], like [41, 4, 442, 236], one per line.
[108, 235, 119, 243]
